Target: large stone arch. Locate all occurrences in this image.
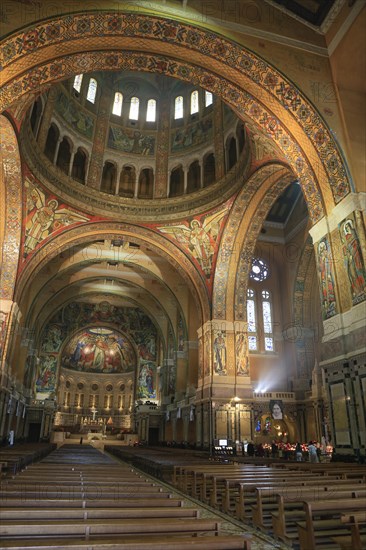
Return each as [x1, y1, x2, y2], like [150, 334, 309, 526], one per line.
[0, 11, 351, 215]
[0, 114, 22, 365]
[14, 222, 210, 325]
[214, 163, 294, 319]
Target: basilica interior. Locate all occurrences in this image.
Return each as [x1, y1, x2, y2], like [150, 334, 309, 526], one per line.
[0, 0, 365, 461]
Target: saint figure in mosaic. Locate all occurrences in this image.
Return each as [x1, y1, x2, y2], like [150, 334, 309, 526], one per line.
[317, 237, 337, 319]
[340, 217, 366, 304]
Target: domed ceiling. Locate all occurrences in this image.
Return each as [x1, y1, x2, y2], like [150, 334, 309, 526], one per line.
[21, 70, 252, 222]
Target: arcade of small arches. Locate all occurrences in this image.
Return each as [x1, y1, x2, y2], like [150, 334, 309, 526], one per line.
[29, 74, 245, 199]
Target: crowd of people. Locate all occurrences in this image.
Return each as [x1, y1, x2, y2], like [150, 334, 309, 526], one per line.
[244, 439, 332, 462]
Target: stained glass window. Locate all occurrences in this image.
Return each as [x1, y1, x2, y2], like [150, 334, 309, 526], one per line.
[86, 78, 97, 103]
[73, 74, 83, 93]
[129, 97, 139, 120]
[112, 92, 123, 116]
[205, 91, 213, 107]
[146, 99, 156, 122]
[262, 290, 274, 351]
[191, 90, 199, 114]
[250, 258, 269, 281]
[174, 96, 184, 119]
[247, 288, 257, 350]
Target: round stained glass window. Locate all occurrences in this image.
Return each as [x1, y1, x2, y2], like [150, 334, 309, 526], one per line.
[250, 258, 269, 281]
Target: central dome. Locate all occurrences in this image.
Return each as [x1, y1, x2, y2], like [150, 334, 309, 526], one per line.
[23, 71, 248, 220]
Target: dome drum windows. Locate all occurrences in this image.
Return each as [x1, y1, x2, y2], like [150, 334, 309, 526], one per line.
[112, 92, 123, 117]
[73, 74, 83, 94]
[129, 97, 140, 120]
[86, 78, 97, 104]
[146, 99, 156, 122]
[174, 96, 184, 120]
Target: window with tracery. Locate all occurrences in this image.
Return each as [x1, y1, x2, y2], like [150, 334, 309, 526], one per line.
[174, 96, 184, 119]
[112, 92, 123, 116]
[190, 90, 199, 114]
[250, 258, 269, 281]
[205, 90, 213, 107]
[146, 99, 156, 122]
[86, 78, 97, 103]
[73, 74, 83, 93]
[129, 96, 139, 120]
[247, 288, 257, 350]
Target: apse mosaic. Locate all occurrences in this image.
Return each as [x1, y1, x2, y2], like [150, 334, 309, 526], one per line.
[33, 301, 160, 396]
[339, 213, 366, 306]
[61, 328, 135, 373]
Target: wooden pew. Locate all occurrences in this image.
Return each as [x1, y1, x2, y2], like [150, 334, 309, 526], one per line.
[331, 512, 366, 550]
[266, 484, 366, 544]
[0, 534, 251, 549]
[297, 498, 366, 550]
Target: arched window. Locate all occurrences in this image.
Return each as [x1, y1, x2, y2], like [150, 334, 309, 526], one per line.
[112, 92, 123, 116]
[86, 78, 97, 103]
[73, 74, 83, 93]
[205, 91, 213, 107]
[129, 97, 139, 120]
[146, 99, 156, 122]
[262, 290, 274, 351]
[174, 96, 183, 119]
[190, 90, 199, 114]
[247, 289, 257, 351]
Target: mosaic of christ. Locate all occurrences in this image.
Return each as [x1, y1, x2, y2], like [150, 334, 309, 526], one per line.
[61, 328, 135, 373]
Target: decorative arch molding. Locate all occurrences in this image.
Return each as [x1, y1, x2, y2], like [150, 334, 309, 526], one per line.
[213, 163, 294, 319]
[14, 223, 210, 324]
[0, 115, 22, 300]
[0, 12, 351, 217]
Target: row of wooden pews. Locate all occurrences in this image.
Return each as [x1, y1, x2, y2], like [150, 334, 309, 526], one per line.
[0, 443, 55, 476]
[0, 444, 251, 549]
[173, 460, 366, 549]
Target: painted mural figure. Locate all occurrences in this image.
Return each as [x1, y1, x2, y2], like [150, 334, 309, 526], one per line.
[24, 179, 89, 253]
[158, 207, 227, 276]
[235, 332, 249, 375]
[213, 331, 226, 374]
[340, 218, 366, 303]
[317, 238, 337, 319]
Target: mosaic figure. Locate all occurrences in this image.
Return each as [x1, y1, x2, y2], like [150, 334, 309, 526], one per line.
[340, 217, 366, 304]
[24, 179, 89, 253]
[213, 330, 226, 375]
[317, 237, 337, 319]
[235, 332, 249, 375]
[158, 208, 227, 276]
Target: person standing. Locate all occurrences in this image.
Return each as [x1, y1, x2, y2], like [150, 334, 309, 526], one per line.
[307, 441, 318, 463]
[295, 442, 303, 461]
